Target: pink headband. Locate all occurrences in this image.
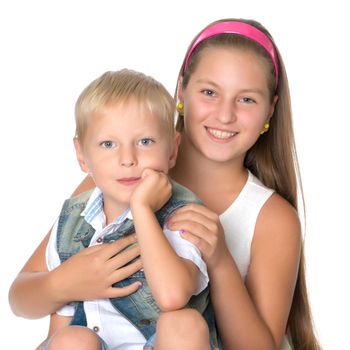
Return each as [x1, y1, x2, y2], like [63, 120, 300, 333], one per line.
[183, 21, 279, 87]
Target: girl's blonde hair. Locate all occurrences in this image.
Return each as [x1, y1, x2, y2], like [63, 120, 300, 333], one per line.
[176, 19, 321, 350]
[75, 69, 176, 144]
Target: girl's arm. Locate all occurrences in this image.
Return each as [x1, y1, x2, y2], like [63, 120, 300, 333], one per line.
[70, 174, 95, 196]
[9, 230, 142, 319]
[8, 176, 142, 319]
[168, 194, 301, 350]
[130, 169, 199, 311]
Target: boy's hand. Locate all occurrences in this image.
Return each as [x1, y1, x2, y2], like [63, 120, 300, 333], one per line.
[130, 168, 171, 212]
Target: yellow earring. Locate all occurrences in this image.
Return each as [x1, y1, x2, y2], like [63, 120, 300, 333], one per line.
[260, 123, 270, 135]
[177, 102, 184, 116]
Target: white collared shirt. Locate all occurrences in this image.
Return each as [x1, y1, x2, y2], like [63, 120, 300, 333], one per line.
[46, 188, 208, 350]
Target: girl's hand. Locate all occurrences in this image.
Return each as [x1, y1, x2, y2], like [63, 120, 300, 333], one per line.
[130, 168, 172, 212]
[52, 234, 142, 302]
[167, 203, 230, 269]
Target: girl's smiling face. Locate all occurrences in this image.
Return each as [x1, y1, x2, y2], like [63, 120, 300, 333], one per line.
[180, 46, 277, 164]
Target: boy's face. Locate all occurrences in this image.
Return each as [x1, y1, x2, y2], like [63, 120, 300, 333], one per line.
[75, 99, 177, 213]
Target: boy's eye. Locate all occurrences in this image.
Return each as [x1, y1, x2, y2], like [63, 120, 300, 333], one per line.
[138, 138, 154, 146]
[100, 140, 115, 149]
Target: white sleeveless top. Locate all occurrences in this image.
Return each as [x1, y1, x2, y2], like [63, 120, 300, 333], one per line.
[220, 171, 292, 349]
[219, 171, 274, 280]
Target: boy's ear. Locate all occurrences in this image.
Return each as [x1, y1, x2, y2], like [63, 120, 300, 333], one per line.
[168, 132, 181, 169]
[73, 137, 89, 173]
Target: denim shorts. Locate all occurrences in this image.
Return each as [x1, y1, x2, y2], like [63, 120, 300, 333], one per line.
[41, 327, 155, 350]
[144, 332, 217, 350]
[41, 328, 215, 349]
[40, 327, 108, 350]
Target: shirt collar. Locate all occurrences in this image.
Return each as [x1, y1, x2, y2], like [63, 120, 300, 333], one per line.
[81, 187, 133, 227]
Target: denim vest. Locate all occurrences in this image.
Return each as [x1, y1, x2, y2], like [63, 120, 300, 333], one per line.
[55, 180, 219, 346]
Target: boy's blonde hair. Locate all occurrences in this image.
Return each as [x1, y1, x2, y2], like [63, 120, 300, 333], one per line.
[75, 69, 176, 143]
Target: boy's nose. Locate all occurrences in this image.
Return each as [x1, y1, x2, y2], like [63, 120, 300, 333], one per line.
[120, 148, 137, 167]
[121, 159, 136, 167]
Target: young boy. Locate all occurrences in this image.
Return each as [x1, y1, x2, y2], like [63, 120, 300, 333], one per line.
[41, 69, 213, 350]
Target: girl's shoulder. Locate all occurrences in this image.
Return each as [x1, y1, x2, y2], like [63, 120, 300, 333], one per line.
[246, 170, 301, 241]
[253, 192, 302, 256]
[260, 192, 300, 232]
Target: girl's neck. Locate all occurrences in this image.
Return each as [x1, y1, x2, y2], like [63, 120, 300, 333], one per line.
[170, 138, 248, 214]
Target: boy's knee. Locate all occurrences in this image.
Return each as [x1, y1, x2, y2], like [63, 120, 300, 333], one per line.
[47, 326, 100, 350]
[157, 309, 209, 337]
[155, 309, 211, 350]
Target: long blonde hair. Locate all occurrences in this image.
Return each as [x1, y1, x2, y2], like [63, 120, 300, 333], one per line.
[176, 19, 321, 350]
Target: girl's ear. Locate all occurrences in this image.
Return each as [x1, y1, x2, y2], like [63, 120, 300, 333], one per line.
[269, 95, 279, 118]
[168, 132, 181, 169]
[177, 77, 184, 102]
[73, 137, 89, 173]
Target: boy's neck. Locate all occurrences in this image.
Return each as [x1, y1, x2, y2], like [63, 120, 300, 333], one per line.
[103, 198, 129, 226]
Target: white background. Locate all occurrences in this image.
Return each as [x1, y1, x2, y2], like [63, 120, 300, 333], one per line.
[1, 1, 349, 349]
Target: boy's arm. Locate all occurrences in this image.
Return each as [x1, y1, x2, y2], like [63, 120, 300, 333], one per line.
[130, 169, 200, 311]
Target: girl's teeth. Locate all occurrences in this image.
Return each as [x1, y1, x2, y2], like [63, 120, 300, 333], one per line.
[207, 128, 236, 139]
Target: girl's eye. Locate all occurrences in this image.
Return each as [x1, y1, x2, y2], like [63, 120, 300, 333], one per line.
[239, 97, 255, 104]
[138, 138, 154, 146]
[100, 140, 116, 149]
[202, 89, 216, 97]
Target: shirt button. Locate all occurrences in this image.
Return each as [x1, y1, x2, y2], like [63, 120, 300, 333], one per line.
[96, 237, 103, 243]
[93, 326, 99, 332]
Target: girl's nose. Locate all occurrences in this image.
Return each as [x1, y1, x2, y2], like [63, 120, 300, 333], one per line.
[216, 100, 237, 124]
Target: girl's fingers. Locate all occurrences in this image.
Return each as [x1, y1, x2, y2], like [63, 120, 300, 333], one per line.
[179, 229, 202, 246]
[169, 211, 219, 241]
[179, 229, 214, 257]
[169, 205, 219, 229]
[183, 222, 218, 248]
[93, 235, 138, 260]
[168, 204, 224, 261]
[171, 215, 216, 234]
[77, 234, 137, 257]
[107, 244, 141, 270]
[105, 281, 142, 299]
[75, 243, 107, 255]
[109, 258, 142, 283]
[171, 203, 218, 221]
